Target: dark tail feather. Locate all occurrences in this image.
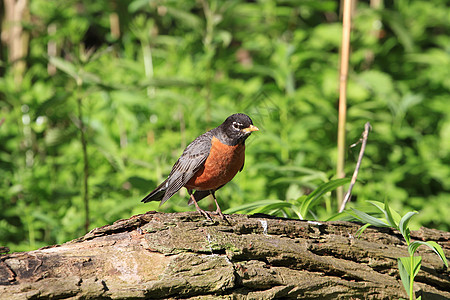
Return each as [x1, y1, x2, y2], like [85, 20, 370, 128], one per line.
[141, 179, 168, 203]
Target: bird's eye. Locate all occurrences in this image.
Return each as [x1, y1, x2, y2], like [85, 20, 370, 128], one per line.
[232, 122, 243, 130]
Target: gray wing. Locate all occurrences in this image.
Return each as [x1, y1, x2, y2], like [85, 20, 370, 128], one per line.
[160, 130, 214, 205]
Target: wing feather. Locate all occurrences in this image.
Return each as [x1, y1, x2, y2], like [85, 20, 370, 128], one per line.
[160, 131, 214, 205]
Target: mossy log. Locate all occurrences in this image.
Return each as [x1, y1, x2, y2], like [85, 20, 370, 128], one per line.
[1, 211, 449, 299]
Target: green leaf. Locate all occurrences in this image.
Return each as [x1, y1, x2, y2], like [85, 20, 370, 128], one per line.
[256, 202, 294, 215]
[165, 6, 203, 29]
[325, 211, 350, 222]
[398, 258, 411, 296]
[409, 241, 448, 267]
[367, 200, 395, 228]
[366, 200, 400, 229]
[392, 211, 403, 226]
[398, 211, 418, 244]
[128, 0, 150, 13]
[79, 70, 102, 85]
[299, 178, 350, 219]
[49, 56, 78, 80]
[350, 208, 389, 227]
[399, 256, 422, 278]
[367, 200, 385, 213]
[408, 241, 427, 256]
[269, 165, 328, 178]
[398, 256, 422, 297]
[138, 77, 199, 88]
[427, 241, 449, 267]
[412, 256, 422, 277]
[224, 199, 289, 214]
[356, 223, 371, 238]
[384, 11, 415, 52]
[384, 199, 398, 229]
[290, 206, 303, 220]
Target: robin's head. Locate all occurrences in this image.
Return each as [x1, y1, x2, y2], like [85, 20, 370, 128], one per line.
[218, 113, 259, 145]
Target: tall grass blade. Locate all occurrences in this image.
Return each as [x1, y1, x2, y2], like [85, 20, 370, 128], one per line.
[300, 178, 350, 219]
[350, 208, 389, 227]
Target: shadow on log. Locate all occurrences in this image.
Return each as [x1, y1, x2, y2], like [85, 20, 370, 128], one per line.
[1, 212, 449, 299]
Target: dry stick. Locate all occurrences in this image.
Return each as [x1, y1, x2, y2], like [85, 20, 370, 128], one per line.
[336, 0, 353, 209]
[339, 122, 371, 213]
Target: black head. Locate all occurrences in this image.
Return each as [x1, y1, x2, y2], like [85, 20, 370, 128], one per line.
[217, 113, 259, 145]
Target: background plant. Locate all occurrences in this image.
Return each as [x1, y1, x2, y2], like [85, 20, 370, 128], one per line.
[350, 200, 448, 300]
[0, 0, 449, 252]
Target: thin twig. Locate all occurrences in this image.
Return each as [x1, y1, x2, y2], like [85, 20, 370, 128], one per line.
[339, 122, 371, 213]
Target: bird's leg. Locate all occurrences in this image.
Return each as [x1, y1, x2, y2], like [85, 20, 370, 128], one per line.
[188, 191, 212, 221]
[210, 191, 227, 221]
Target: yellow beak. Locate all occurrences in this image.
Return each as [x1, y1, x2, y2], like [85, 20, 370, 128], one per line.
[242, 124, 259, 133]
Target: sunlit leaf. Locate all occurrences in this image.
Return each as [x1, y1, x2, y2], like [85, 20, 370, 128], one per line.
[166, 6, 203, 29]
[367, 200, 385, 214]
[299, 178, 350, 219]
[325, 211, 350, 222]
[398, 256, 421, 297]
[398, 257, 411, 296]
[426, 241, 448, 267]
[256, 202, 294, 214]
[350, 208, 389, 227]
[128, 0, 150, 13]
[384, 199, 398, 228]
[49, 56, 78, 80]
[399, 211, 418, 244]
[367, 200, 396, 228]
[356, 223, 371, 238]
[409, 241, 448, 267]
[412, 256, 422, 277]
[224, 199, 288, 214]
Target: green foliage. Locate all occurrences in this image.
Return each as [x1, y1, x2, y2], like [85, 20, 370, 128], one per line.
[0, 1, 449, 252]
[351, 200, 448, 300]
[398, 256, 422, 299]
[225, 178, 350, 220]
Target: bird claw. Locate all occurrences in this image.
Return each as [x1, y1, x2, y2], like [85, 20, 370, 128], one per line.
[197, 207, 214, 221]
[212, 209, 225, 219]
[212, 208, 230, 224]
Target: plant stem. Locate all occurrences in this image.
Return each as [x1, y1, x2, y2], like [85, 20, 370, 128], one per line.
[25, 204, 35, 249]
[76, 83, 89, 232]
[409, 252, 416, 300]
[405, 238, 415, 300]
[200, 0, 216, 125]
[142, 40, 154, 97]
[337, 0, 353, 209]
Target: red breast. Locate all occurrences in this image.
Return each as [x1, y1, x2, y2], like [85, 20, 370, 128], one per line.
[185, 136, 245, 191]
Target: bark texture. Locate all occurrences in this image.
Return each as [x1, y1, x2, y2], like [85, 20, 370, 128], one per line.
[1, 211, 449, 299]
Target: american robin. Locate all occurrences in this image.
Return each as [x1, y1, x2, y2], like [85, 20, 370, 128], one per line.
[141, 113, 259, 220]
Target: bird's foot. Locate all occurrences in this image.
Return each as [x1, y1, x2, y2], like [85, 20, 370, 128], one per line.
[190, 193, 213, 221]
[213, 209, 226, 219]
[212, 207, 230, 224]
[196, 207, 213, 221]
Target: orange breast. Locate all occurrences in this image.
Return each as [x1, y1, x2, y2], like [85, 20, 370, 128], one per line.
[185, 136, 245, 191]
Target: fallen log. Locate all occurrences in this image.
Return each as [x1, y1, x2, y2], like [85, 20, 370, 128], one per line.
[1, 211, 449, 299]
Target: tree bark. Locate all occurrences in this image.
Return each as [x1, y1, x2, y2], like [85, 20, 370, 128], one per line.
[1, 211, 449, 299]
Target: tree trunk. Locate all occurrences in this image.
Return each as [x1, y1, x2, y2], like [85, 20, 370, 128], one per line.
[1, 212, 449, 299]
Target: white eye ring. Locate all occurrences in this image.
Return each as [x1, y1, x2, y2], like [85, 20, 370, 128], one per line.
[232, 121, 243, 130]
